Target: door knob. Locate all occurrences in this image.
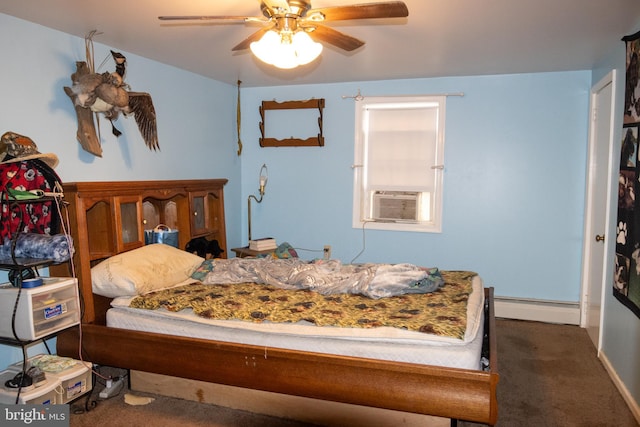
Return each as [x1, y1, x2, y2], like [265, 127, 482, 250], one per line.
[595, 234, 605, 242]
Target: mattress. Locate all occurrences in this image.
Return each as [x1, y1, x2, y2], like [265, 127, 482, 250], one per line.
[107, 275, 486, 370]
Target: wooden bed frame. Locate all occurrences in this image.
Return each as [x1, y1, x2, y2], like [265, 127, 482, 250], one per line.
[50, 180, 499, 425]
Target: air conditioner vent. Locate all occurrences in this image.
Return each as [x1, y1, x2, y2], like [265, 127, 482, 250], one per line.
[371, 191, 420, 222]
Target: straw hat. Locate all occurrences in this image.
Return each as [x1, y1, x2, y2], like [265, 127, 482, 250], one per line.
[0, 132, 59, 169]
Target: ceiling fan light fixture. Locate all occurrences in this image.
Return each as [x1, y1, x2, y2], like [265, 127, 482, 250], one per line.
[250, 29, 322, 69]
[292, 30, 323, 65]
[161, 1, 409, 68]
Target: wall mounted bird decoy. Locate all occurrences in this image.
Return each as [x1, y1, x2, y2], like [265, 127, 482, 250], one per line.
[64, 37, 159, 157]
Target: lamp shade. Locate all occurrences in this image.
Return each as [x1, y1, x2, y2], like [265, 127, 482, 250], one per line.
[292, 31, 323, 66]
[250, 30, 322, 69]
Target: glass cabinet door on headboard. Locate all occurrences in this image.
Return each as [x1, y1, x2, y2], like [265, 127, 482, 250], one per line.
[114, 195, 144, 251]
[189, 191, 208, 236]
[188, 189, 225, 239]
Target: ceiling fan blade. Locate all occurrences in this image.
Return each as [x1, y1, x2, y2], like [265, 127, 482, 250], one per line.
[307, 1, 408, 21]
[306, 25, 364, 52]
[158, 15, 258, 22]
[232, 26, 274, 51]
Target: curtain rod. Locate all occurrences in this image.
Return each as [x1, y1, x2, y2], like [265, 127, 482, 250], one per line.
[341, 90, 464, 100]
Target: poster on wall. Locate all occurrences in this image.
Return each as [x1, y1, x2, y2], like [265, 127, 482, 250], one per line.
[615, 30, 640, 319]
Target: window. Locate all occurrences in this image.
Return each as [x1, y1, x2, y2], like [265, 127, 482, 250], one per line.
[352, 95, 446, 233]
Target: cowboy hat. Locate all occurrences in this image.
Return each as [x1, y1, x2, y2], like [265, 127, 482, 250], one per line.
[0, 132, 59, 169]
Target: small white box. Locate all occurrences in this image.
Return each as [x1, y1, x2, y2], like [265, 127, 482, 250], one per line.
[0, 369, 60, 404]
[9, 355, 93, 404]
[0, 277, 79, 341]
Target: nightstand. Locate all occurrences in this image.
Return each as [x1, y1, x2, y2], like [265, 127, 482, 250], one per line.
[231, 246, 275, 258]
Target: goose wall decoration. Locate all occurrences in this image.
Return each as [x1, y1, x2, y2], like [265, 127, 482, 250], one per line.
[64, 40, 159, 157]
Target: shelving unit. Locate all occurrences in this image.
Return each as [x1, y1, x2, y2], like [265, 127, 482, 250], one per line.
[0, 195, 73, 343]
[0, 192, 87, 404]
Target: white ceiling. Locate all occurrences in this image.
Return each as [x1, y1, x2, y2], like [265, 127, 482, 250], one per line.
[2, 0, 640, 87]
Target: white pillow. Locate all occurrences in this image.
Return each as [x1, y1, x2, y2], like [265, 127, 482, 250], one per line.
[92, 244, 204, 298]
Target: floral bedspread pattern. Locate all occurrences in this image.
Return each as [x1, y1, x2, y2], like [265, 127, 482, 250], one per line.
[129, 270, 477, 339]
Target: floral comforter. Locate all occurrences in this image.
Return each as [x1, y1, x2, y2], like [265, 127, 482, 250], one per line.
[129, 270, 477, 339]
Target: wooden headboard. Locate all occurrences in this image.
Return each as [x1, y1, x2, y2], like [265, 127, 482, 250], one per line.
[49, 179, 228, 324]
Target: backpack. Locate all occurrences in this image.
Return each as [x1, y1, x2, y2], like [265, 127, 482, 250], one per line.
[0, 159, 63, 242]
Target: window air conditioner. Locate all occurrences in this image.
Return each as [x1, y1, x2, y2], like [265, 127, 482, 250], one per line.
[371, 191, 420, 222]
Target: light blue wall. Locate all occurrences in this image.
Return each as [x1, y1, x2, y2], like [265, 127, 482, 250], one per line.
[0, 14, 241, 367]
[593, 20, 640, 411]
[0, 11, 638, 414]
[241, 72, 591, 303]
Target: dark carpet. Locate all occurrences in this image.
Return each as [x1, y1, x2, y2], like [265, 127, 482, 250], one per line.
[69, 319, 639, 427]
[463, 319, 638, 427]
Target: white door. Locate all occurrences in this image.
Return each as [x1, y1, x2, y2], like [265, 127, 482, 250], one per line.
[581, 70, 616, 351]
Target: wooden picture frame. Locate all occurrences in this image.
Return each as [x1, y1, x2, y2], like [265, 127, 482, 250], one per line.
[259, 99, 324, 147]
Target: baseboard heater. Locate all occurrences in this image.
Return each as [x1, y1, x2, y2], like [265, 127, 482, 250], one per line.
[494, 296, 580, 325]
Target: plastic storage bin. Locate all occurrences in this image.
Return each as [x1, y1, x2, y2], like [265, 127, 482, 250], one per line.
[0, 277, 79, 341]
[47, 361, 92, 403]
[9, 355, 92, 404]
[0, 369, 60, 404]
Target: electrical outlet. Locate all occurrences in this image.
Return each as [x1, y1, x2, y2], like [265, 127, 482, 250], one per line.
[323, 245, 331, 260]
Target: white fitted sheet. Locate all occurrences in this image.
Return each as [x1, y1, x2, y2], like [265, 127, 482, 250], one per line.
[107, 275, 486, 370]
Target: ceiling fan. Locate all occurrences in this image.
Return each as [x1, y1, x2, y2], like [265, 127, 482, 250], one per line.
[158, 1, 409, 69]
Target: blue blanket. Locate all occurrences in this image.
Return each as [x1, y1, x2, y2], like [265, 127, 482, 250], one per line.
[0, 233, 74, 263]
[199, 258, 444, 299]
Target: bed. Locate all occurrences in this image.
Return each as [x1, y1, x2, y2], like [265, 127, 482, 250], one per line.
[51, 179, 498, 426]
